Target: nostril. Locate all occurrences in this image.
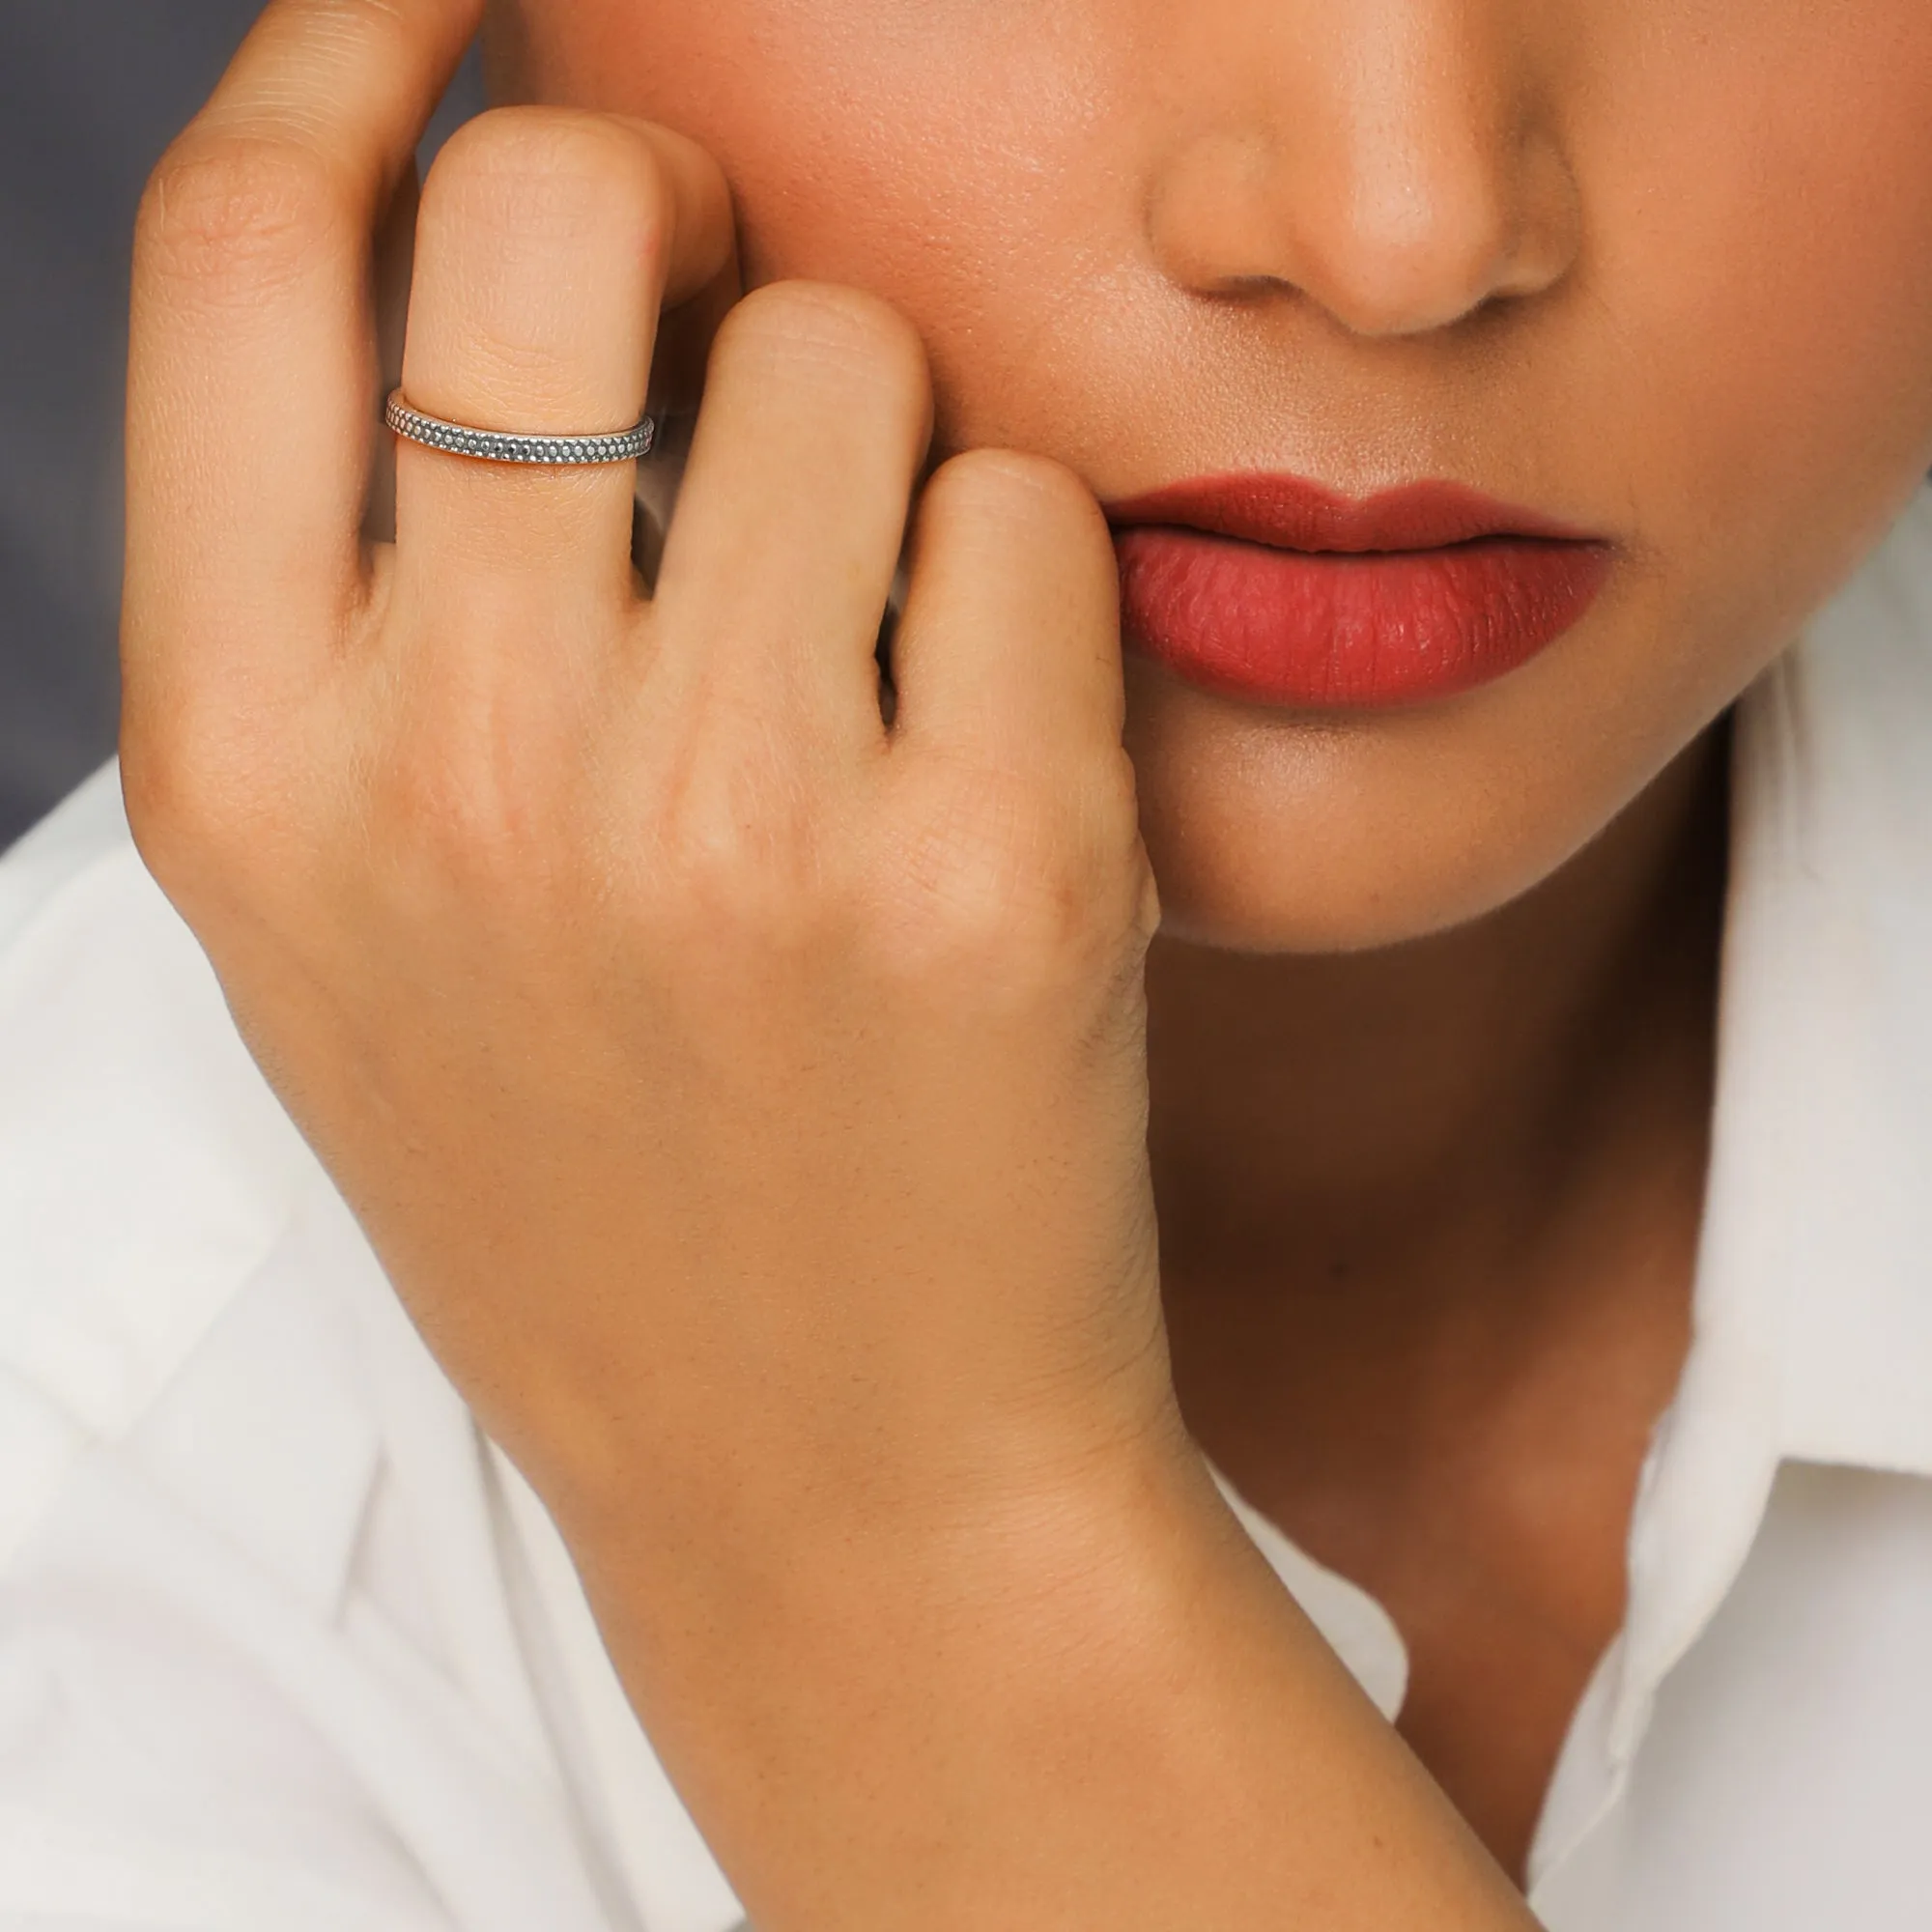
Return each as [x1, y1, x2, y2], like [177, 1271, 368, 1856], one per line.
[1146, 109, 1580, 341]
[1313, 179, 1524, 336]
[1313, 128, 1578, 337]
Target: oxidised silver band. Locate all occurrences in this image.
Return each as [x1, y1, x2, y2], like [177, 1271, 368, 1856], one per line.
[384, 389, 656, 466]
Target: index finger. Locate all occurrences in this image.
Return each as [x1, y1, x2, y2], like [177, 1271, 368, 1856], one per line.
[123, 0, 479, 711]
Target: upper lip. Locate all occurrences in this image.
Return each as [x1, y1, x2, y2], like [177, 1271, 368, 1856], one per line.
[1103, 473, 1602, 554]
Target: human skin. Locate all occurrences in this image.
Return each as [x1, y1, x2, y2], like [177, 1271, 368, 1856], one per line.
[501, 0, 1932, 951]
[118, 0, 1932, 1924]
[509, 0, 1932, 1875]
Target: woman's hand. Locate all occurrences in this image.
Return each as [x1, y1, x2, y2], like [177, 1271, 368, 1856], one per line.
[122, 0, 1199, 1835]
[126, 0, 1172, 1548]
[120, 4, 1534, 1926]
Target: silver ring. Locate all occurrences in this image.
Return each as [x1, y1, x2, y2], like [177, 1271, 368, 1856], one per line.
[384, 389, 656, 466]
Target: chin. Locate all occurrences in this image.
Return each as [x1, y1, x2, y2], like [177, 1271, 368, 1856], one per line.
[1122, 654, 1678, 956]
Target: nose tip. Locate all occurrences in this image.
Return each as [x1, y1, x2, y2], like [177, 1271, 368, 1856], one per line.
[1301, 132, 1577, 336]
[1146, 32, 1581, 339]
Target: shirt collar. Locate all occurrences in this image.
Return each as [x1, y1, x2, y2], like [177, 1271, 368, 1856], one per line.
[1726, 487, 1932, 1481]
[1524, 487, 1932, 1895]
[1543, 484, 1932, 1853]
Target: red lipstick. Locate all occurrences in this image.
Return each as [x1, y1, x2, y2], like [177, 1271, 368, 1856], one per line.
[1107, 475, 1610, 710]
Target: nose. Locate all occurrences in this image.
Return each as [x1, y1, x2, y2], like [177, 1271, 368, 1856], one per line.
[1145, 0, 1580, 338]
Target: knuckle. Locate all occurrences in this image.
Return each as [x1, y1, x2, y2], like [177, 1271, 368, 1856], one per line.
[718, 281, 930, 414]
[892, 758, 1149, 992]
[925, 446, 1107, 542]
[640, 745, 842, 953]
[120, 705, 270, 910]
[373, 716, 567, 906]
[136, 130, 345, 305]
[425, 106, 672, 249]
[119, 724, 203, 869]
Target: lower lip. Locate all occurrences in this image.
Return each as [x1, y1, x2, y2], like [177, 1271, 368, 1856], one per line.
[1114, 527, 1611, 710]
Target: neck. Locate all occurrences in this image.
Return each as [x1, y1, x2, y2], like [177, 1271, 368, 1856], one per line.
[1148, 723, 1729, 1312]
[1148, 722, 1731, 1879]
[1151, 723, 1731, 1870]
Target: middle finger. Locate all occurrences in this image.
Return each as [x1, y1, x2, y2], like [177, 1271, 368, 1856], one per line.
[650, 281, 933, 749]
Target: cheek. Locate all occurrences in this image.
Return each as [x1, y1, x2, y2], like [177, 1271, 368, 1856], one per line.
[512, 0, 1126, 446]
[506, 0, 1932, 954]
[1583, 6, 1932, 620]
[514, 0, 1932, 606]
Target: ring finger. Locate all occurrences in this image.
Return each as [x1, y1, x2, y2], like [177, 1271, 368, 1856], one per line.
[390, 107, 733, 649]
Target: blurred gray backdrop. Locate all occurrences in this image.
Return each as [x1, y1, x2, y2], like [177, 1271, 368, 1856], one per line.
[0, 3, 483, 845]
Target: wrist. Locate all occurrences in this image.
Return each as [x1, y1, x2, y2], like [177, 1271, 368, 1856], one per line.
[557, 1406, 1525, 1932]
[564, 1382, 1220, 1660]
[540, 1277, 1190, 1631]
[558, 1391, 1242, 1731]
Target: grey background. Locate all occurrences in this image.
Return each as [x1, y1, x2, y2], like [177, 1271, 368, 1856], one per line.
[0, 3, 484, 846]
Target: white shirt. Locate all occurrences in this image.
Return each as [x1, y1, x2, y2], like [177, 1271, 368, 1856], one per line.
[2, 487, 1930, 1930]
